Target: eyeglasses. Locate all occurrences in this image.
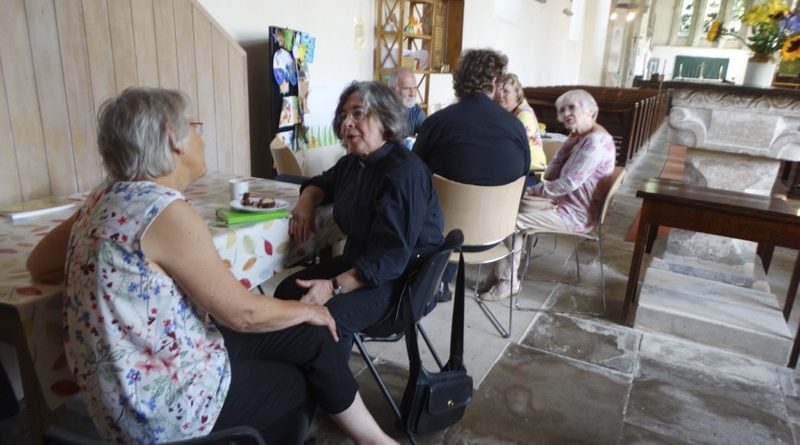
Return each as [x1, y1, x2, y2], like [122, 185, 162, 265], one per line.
[336, 107, 369, 124]
[189, 120, 204, 136]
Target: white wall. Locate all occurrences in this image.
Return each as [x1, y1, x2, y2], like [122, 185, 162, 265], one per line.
[579, 0, 612, 85]
[652, 45, 750, 84]
[198, 0, 607, 159]
[461, 0, 585, 87]
[199, 0, 373, 128]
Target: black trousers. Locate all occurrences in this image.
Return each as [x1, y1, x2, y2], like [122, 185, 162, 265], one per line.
[274, 257, 399, 362]
[211, 322, 358, 444]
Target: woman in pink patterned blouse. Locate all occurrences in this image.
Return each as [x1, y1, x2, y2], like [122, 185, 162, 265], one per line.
[27, 88, 396, 445]
[480, 89, 616, 301]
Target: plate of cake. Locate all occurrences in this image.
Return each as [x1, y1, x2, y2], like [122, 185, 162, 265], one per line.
[230, 192, 289, 213]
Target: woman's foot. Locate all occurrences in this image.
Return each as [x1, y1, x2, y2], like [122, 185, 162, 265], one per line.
[476, 275, 498, 293]
[478, 279, 520, 301]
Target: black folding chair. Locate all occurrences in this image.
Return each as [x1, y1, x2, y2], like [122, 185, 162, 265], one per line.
[353, 229, 464, 445]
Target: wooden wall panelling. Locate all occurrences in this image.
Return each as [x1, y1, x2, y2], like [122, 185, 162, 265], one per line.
[83, 0, 118, 108]
[108, 0, 138, 90]
[0, 61, 22, 203]
[174, 0, 199, 119]
[153, 0, 179, 89]
[55, 0, 103, 190]
[131, 0, 159, 87]
[0, 0, 51, 200]
[228, 45, 250, 176]
[0, 0, 249, 205]
[193, 6, 218, 172]
[27, 0, 78, 196]
[212, 29, 233, 174]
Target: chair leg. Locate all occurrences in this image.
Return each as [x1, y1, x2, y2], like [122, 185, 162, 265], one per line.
[473, 233, 521, 339]
[417, 325, 444, 369]
[514, 236, 605, 318]
[352, 335, 417, 445]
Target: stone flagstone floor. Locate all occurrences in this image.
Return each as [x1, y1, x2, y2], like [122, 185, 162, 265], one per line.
[3, 123, 800, 444]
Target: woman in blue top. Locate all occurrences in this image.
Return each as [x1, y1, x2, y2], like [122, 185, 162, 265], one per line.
[276, 81, 444, 360]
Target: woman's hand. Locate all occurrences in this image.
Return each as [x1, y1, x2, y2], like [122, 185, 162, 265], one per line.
[304, 304, 339, 342]
[290, 200, 316, 243]
[290, 186, 325, 243]
[296, 278, 334, 306]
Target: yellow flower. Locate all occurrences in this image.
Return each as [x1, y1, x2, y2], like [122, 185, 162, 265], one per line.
[744, 0, 790, 26]
[782, 34, 800, 61]
[707, 20, 722, 42]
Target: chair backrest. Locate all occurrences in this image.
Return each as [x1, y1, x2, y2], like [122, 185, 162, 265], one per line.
[269, 136, 303, 176]
[599, 166, 626, 225]
[302, 144, 346, 176]
[433, 175, 526, 248]
[361, 229, 463, 338]
[542, 139, 563, 164]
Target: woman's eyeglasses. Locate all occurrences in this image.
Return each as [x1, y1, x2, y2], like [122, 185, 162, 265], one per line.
[336, 108, 369, 124]
[189, 121, 204, 136]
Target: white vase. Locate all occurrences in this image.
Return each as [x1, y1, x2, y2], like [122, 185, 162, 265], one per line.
[742, 55, 777, 88]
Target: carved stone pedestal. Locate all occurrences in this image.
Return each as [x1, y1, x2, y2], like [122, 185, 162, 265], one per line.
[666, 83, 800, 273]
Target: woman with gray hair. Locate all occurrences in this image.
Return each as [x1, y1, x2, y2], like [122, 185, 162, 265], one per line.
[480, 89, 616, 301]
[276, 80, 444, 360]
[26, 87, 397, 445]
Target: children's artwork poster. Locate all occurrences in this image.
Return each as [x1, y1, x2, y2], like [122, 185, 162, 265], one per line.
[293, 32, 316, 65]
[272, 28, 298, 95]
[276, 129, 295, 151]
[298, 79, 310, 115]
[279, 96, 301, 127]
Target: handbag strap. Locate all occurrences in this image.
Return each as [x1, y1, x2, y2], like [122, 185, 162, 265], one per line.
[403, 250, 467, 372]
[446, 251, 466, 370]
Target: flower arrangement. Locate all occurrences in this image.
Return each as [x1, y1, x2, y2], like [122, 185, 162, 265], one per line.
[707, 0, 800, 61]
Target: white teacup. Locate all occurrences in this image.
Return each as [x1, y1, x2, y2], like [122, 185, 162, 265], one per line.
[229, 179, 249, 201]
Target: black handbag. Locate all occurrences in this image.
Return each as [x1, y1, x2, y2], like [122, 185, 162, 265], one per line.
[400, 252, 473, 435]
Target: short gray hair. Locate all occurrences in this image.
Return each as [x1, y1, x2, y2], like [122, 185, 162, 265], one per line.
[332, 81, 408, 143]
[97, 87, 191, 181]
[555, 89, 599, 120]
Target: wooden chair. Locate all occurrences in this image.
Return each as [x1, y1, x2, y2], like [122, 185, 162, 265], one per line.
[517, 166, 626, 316]
[433, 175, 526, 338]
[530, 139, 562, 178]
[269, 136, 303, 176]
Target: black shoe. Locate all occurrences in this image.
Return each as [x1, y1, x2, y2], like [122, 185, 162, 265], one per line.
[435, 284, 452, 303]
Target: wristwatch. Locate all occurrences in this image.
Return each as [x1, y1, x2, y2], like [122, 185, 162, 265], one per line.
[331, 277, 343, 298]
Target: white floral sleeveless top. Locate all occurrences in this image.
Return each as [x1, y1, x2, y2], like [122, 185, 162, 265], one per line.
[64, 181, 230, 444]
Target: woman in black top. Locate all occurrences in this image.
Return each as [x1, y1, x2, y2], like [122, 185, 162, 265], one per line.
[275, 81, 444, 361]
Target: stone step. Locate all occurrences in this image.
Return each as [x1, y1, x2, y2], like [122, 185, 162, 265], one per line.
[634, 267, 792, 365]
[651, 255, 770, 293]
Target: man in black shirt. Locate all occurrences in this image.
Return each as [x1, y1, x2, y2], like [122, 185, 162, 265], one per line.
[413, 48, 530, 185]
[413, 48, 529, 301]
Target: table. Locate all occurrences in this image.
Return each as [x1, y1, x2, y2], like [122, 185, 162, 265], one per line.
[622, 178, 800, 366]
[0, 173, 341, 440]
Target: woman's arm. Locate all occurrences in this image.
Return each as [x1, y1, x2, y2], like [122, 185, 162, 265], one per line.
[290, 184, 326, 243]
[142, 200, 338, 339]
[26, 213, 76, 284]
[532, 131, 609, 198]
[293, 267, 365, 306]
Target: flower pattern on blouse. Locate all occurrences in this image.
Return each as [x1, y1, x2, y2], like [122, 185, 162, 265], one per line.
[63, 181, 230, 444]
[530, 130, 616, 233]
